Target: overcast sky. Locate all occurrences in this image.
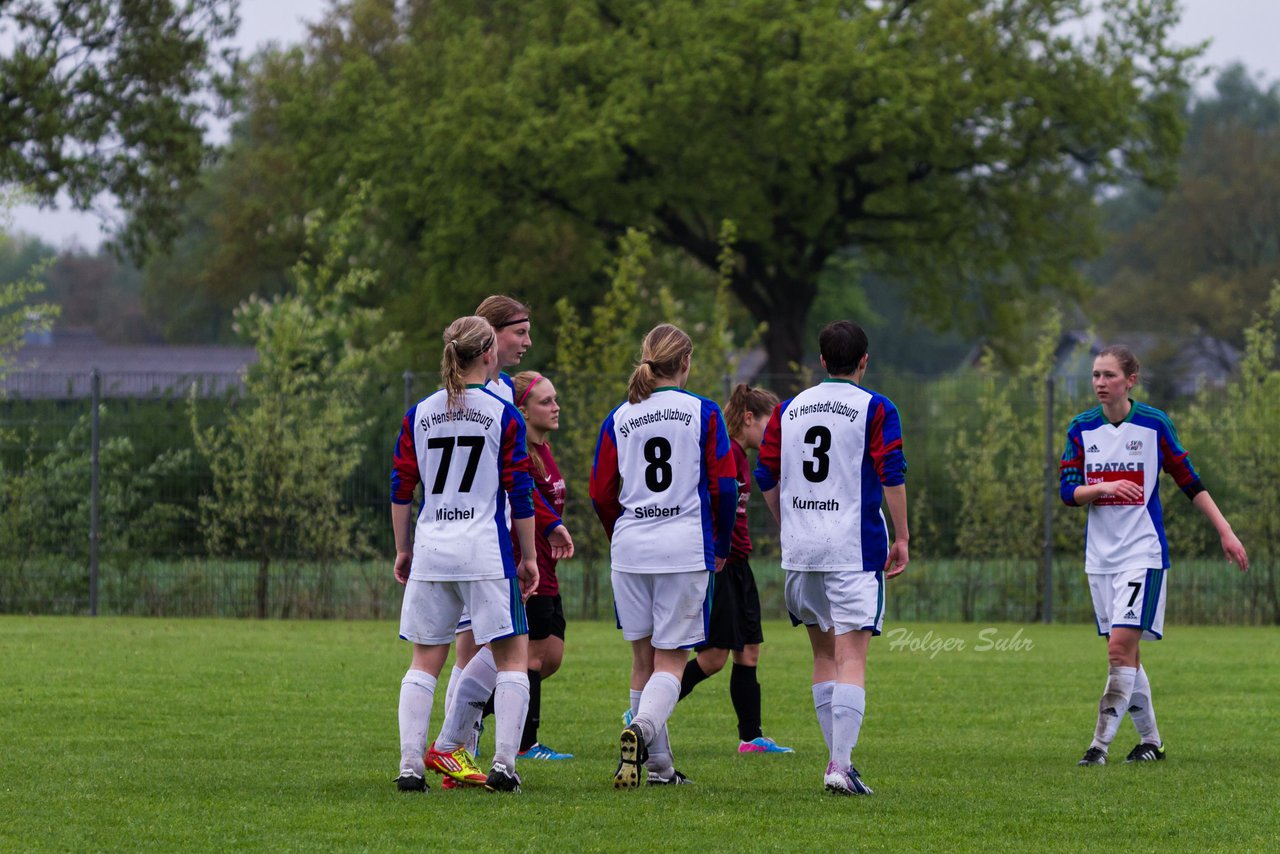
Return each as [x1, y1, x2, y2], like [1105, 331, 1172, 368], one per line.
[9, 0, 1280, 250]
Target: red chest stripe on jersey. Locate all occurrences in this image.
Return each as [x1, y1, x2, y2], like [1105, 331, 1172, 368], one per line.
[1087, 470, 1144, 506]
[390, 410, 420, 504]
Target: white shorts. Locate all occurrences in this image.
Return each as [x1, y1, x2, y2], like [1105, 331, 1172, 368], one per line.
[785, 570, 885, 636]
[400, 577, 527, 646]
[1089, 568, 1166, 641]
[611, 570, 710, 650]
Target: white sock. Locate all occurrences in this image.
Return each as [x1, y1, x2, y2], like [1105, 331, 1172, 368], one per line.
[812, 680, 835, 753]
[398, 669, 437, 774]
[436, 647, 497, 751]
[443, 664, 463, 718]
[629, 688, 643, 719]
[830, 683, 866, 768]
[493, 670, 531, 770]
[1128, 665, 1161, 746]
[634, 671, 681, 746]
[1091, 665, 1137, 751]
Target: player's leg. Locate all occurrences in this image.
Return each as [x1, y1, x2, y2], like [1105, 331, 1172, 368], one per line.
[787, 570, 836, 754]
[682, 646, 727, 699]
[476, 576, 531, 792]
[821, 570, 881, 795]
[519, 595, 572, 759]
[433, 645, 496, 752]
[1124, 570, 1166, 762]
[729, 560, 791, 752]
[396, 580, 460, 790]
[681, 566, 733, 698]
[1080, 570, 1149, 765]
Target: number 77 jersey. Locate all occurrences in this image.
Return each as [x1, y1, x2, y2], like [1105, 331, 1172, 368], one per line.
[390, 385, 534, 581]
[754, 379, 906, 573]
[590, 388, 738, 573]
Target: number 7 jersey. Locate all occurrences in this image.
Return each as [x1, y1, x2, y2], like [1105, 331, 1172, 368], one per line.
[390, 384, 534, 581]
[754, 379, 906, 572]
[590, 387, 738, 573]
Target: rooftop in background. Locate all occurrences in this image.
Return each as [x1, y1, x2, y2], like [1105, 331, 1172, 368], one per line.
[3, 329, 256, 399]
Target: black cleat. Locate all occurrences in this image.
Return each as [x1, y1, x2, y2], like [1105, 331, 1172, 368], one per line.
[647, 768, 693, 785]
[1124, 742, 1166, 763]
[1078, 747, 1107, 766]
[395, 770, 427, 792]
[484, 762, 522, 793]
[613, 724, 648, 789]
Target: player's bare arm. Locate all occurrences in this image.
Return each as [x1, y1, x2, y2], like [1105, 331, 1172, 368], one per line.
[391, 502, 414, 584]
[513, 514, 540, 597]
[761, 485, 781, 526]
[1191, 491, 1249, 571]
[882, 483, 910, 578]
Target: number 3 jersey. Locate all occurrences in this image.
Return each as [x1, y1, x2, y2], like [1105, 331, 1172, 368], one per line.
[1059, 401, 1204, 574]
[390, 384, 534, 581]
[589, 387, 738, 574]
[754, 379, 906, 573]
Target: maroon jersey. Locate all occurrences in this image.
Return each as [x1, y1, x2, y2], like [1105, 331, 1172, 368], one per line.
[514, 439, 567, 597]
[729, 438, 753, 561]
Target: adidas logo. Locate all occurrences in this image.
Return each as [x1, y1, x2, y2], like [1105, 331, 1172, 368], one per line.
[1102, 708, 1120, 718]
[1087, 444, 1100, 453]
[1123, 609, 1137, 620]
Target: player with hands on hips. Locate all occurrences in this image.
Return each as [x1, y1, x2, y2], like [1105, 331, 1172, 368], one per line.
[590, 323, 738, 788]
[390, 315, 538, 794]
[1060, 345, 1247, 767]
[755, 320, 909, 796]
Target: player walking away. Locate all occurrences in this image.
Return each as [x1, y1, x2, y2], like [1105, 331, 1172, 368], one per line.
[1060, 345, 1248, 767]
[590, 323, 738, 789]
[755, 320, 909, 796]
[677, 383, 794, 755]
[391, 316, 539, 794]
[510, 370, 575, 761]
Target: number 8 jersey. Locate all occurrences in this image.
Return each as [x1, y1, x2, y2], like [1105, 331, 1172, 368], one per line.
[390, 384, 534, 581]
[590, 387, 738, 573]
[754, 379, 906, 573]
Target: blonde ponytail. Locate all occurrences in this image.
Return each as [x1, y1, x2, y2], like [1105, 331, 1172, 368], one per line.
[440, 316, 495, 411]
[627, 324, 693, 404]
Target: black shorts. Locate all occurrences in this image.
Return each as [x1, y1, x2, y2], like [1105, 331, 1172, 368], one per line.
[700, 558, 764, 651]
[526, 594, 566, 642]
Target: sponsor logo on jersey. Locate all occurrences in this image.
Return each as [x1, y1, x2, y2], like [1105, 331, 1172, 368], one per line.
[634, 504, 681, 519]
[424, 407, 495, 431]
[1087, 444, 1100, 453]
[436, 506, 476, 521]
[618, 408, 693, 438]
[787, 400, 860, 423]
[1086, 461, 1145, 472]
[1126, 440, 1143, 452]
[791, 496, 841, 512]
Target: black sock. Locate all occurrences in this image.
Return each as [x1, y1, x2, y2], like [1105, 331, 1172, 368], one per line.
[519, 669, 542, 753]
[481, 692, 495, 720]
[730, 663, 762, 742]
[678, 659, 711, 701]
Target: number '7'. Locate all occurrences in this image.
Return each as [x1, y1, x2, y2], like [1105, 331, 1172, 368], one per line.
[427, 436, 484, 494]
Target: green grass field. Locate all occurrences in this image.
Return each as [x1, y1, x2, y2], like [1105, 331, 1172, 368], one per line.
[2, 617, 1277, 851]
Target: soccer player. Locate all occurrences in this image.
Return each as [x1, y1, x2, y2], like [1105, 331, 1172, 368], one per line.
[1060, 345, 1248, 766]
[754, 320, 909, 796]
[391, 315, 539, 793]
[590, 323, 738, 788]
[678, 383, 794, 755]
[510, 370, 575, 760]
[437, 296, 571, 771]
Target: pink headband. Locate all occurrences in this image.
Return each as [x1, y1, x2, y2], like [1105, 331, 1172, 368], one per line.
[517, 375, 542, 406]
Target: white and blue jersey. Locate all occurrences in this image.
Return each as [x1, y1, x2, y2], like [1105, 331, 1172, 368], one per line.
[1060, 401, 1203, 573]
[754, 379, 906, 573]
[589, 387, 738, 573]
[391, 384, 534, 581]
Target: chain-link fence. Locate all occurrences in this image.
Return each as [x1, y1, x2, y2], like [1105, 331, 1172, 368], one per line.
[2, 368, 1275, 623]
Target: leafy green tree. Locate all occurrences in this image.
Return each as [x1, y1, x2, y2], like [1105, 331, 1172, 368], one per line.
[141, 0, 1197, 373]
[1, 195, 57, 387]
[190, 186, 400, 618]
[0, 0, 239, 259]
[1091, 65, 1280, 355]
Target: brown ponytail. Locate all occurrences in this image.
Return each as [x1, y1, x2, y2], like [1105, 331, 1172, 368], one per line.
[724, 383, 779, 440]
[627, 323, 693, 404]
[440, 316, 494, 411]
